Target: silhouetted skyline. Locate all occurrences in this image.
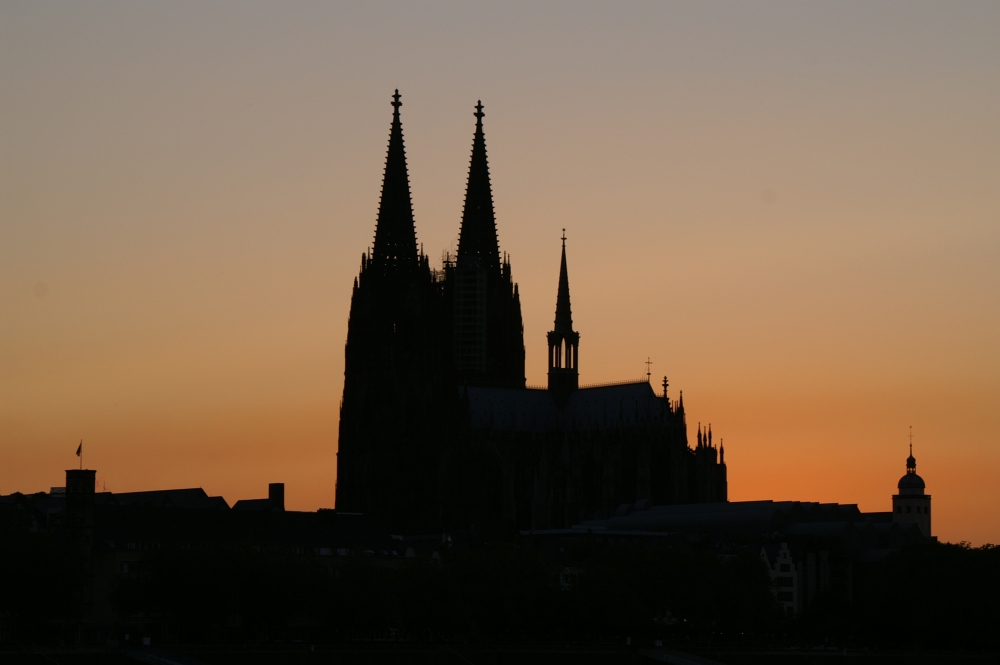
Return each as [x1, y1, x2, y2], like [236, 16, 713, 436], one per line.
[2, 3, 998, 545]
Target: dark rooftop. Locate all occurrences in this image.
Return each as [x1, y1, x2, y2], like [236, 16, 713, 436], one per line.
[464, 381, 669, 432]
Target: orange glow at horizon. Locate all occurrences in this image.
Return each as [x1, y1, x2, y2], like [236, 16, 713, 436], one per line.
[2, 3, 998, 545]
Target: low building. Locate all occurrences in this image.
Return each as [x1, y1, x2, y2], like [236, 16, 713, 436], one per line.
[1, 469, 396, 640]
[523, 446, 932, 616]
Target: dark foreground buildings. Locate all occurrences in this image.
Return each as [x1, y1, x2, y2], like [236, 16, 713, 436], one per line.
[335, 92, 726, 534]
[528, 444, 933, 617]
[0, 447, 931, 644]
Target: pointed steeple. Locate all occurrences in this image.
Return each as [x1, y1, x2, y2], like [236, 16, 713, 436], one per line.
[554, 230, 574, 333]
[371, 90, 418, 270]
[547, 231, 579, 403]
[457, 101, 501, 274]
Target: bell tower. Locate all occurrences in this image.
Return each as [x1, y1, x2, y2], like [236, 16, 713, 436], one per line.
[547, 231, 579, 405]
[892, 429, 931, 538]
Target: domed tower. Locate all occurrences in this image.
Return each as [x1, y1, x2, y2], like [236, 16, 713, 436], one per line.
[891, 431, 931, 538]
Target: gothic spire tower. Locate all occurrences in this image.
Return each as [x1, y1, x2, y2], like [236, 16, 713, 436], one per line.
[451, 101, 525, 387]
[336, 91, 445, 532]
[370, 90, 419, 271]
[457, 101, 501, 273]
[547, 231, 579, 404]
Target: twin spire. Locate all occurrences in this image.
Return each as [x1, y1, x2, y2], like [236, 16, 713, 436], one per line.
[372, 91, 502, 277]
[371, 90, 419, 270]
[457, 100, 501, 274]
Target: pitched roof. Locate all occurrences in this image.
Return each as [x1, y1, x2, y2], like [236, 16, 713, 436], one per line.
[97, 488, 229, 510]
[463, 381, 665, 432]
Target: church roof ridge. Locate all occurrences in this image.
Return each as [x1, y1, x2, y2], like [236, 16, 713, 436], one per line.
[577, 377, 649, 390]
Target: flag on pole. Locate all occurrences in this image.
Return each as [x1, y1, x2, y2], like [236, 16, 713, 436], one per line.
[76, 441, 82, 457]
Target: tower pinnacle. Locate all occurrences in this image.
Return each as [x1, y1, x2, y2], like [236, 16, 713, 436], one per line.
[371, 89, 418, 271]
[457, 100, 500, 273]
[554, 233, 573, 333]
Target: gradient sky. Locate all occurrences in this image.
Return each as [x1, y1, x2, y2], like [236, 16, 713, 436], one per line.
[2, 2, 998, 544]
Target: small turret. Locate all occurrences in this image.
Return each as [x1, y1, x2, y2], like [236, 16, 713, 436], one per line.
[892, 428, 932, 538]
[547, 231, 580, 405]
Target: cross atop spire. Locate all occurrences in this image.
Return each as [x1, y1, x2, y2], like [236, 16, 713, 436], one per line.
[907, 426, 917, 472]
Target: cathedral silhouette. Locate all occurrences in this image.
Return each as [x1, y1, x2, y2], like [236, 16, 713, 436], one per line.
[335, 91, 727, 533]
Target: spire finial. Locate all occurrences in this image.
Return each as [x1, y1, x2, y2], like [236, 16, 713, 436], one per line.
[662, 375, 669, 398]
[392, 89, 402, 110]
[561, 228, 566, 247]
[645, 357, 652, 382]
[906, 426, 917, 472]
[474, 100, 484, 122]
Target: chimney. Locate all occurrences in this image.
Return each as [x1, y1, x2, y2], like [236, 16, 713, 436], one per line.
[268, 483, 285, 511]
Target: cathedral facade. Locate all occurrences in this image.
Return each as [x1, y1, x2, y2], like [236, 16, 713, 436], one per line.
[336, 92, 727, 534]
